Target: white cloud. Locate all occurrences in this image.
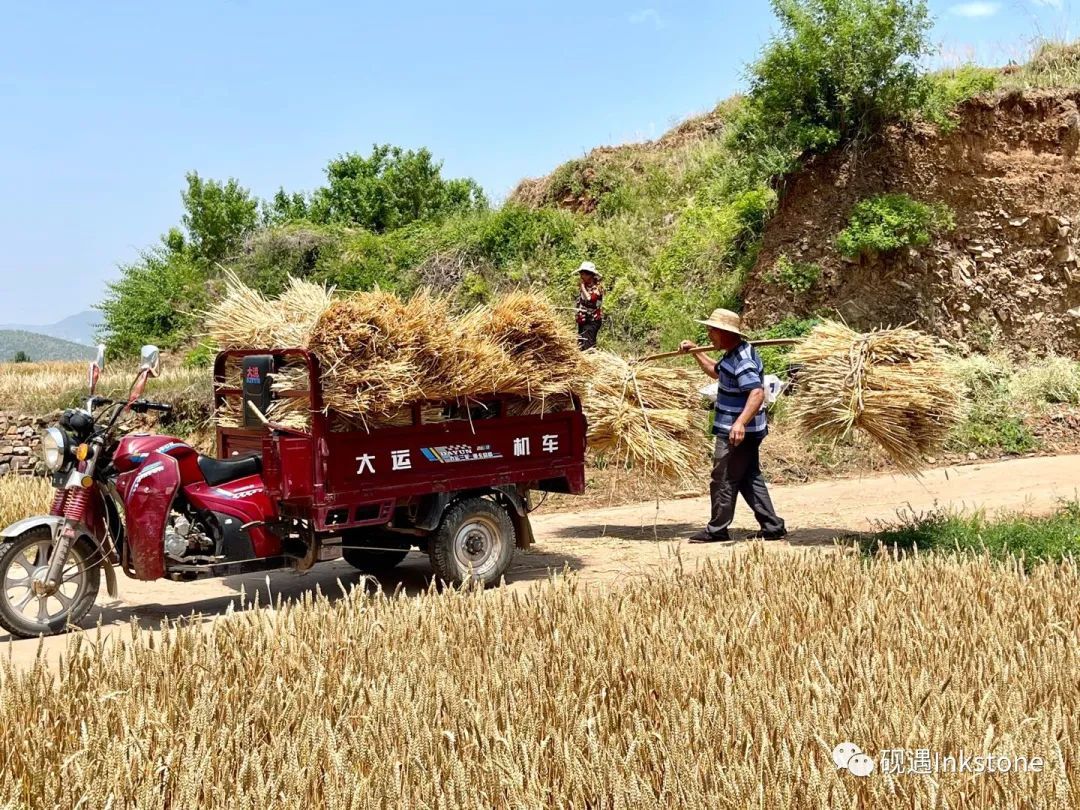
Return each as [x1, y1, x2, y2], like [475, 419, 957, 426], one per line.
[1031, 0, 1063, 8]
[629, 8, 665, 28]
[949, 1, 1002, 16]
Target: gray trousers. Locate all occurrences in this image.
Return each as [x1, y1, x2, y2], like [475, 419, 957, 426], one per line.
[707, 433, 785, 536]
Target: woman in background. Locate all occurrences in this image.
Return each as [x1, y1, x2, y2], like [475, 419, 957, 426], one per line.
[575, 261, 604, 350]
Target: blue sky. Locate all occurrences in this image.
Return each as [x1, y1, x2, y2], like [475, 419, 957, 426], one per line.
[0, 0, 1076, 325]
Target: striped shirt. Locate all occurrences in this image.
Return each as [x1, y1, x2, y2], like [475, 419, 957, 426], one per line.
[713, 341, 768, 436]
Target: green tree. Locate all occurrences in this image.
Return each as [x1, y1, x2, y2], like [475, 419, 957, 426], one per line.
[262, 188, 310, 226]
[181, 172, 259, 267]
[12, 351, 29, 363]
[736, 0, 932, 161]
[309, 145, 487, 232]
[97, 244, 207, 358]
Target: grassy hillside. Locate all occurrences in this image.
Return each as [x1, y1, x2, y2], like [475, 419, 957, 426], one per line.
[214, 42, 1080, 360]
[0, 330, 95, 363]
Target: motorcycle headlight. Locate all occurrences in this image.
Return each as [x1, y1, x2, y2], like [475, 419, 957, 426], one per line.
[41, 427, 69, 472]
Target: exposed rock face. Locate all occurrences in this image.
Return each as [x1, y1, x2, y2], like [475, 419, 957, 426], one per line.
[744, 90, 1080, 354]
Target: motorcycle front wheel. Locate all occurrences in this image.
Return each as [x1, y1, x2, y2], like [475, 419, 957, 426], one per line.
[0, 526, 100, 638]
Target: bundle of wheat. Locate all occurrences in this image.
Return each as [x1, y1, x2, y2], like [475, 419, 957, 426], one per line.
[206, 273, 333, 351]
[503, 394, 576, 417]
[215, 396, 311, 431]
[215, 396, 244, 428]
[308, 289, 585, 418]
[206, 273, 283, 350]
[307, 290, 435, 416]
[275, 277, 335, 348]
[462, 291, 582, 399]
[788, 320, 963, 473]
[580, 351, 703, 479]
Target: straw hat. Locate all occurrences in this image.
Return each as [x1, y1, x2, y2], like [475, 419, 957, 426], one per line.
[696, 308, 746, 337]
[575, 261, 601, 279]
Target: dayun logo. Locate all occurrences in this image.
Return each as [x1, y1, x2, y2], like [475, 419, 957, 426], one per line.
[245, 365, 262, 385]
[834, 742, 876, 777]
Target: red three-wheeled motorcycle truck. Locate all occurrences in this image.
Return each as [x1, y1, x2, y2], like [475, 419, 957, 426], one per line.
[0, 345, 587, 637]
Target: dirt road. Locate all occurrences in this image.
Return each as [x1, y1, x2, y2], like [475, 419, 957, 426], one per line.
[3, 454, 1077, 670]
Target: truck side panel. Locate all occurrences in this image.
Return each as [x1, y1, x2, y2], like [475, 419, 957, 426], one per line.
[315, 410, 585, 532]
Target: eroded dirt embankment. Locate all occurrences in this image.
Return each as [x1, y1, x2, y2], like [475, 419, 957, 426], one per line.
[745, 89, 1080, 354]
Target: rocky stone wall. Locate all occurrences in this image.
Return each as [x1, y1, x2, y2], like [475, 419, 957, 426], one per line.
[0, 413, 50, 476]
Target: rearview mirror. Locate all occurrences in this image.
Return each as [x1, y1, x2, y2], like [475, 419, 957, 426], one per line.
[87, 344, 105, 397]
[139, 345, 161, 378]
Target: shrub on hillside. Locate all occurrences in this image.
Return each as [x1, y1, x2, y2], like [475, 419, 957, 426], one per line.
[921, 65, 999, 130]
[182, 343, 215, 369]
[1010, 355, 1080, 406]
[740, 0, 932, 155]
[231, 224, 344, 295]
[1004, 39, 1080, 90]
[468, 205, 579, 267]
[181, 172, 260, 268]
[754, 317, 819, 376]
[309, 145, 488, 233]
[765, 255, 821, 294]
[653, 188, 775, 285]
[945, 354, 1039, 456]
[836, 193, 954, 258]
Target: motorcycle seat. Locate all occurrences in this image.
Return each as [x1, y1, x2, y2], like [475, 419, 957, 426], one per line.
[198, 453, 262, 486]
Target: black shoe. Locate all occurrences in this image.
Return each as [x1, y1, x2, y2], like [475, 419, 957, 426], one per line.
[745, 528, 788, 541]
[688, 529, 732, 543]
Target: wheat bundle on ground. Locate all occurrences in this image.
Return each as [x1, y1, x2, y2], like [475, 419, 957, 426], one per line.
[580, 351, 703, 479]
[788, 320, 963, 473]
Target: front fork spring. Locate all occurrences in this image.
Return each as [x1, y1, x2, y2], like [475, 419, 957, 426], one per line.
[44, 488, 90, 590]
[63, 488, 90, 525]
[49, 488, 68, 516]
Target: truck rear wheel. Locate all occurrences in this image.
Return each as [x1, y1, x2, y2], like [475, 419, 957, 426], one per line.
[429, 496, 515, 586]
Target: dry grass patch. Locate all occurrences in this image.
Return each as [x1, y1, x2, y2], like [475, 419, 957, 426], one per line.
[0, 476, 51, 528]
[0, 548, 1076, 808]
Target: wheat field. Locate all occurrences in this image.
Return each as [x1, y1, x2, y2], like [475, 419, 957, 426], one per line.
[0, 475, 50, 528]
[0, 546, 1075, 808]
[0, 360, 207, 414]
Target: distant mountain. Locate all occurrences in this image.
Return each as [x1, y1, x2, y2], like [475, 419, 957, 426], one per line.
[0, 310, 101, 346]
[0, 330, 96, 362]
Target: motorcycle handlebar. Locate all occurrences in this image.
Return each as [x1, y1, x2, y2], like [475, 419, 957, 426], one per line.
[130, 400, 173, 414]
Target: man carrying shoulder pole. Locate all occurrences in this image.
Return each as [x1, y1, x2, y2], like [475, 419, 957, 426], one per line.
[680, 308, 787, 543]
